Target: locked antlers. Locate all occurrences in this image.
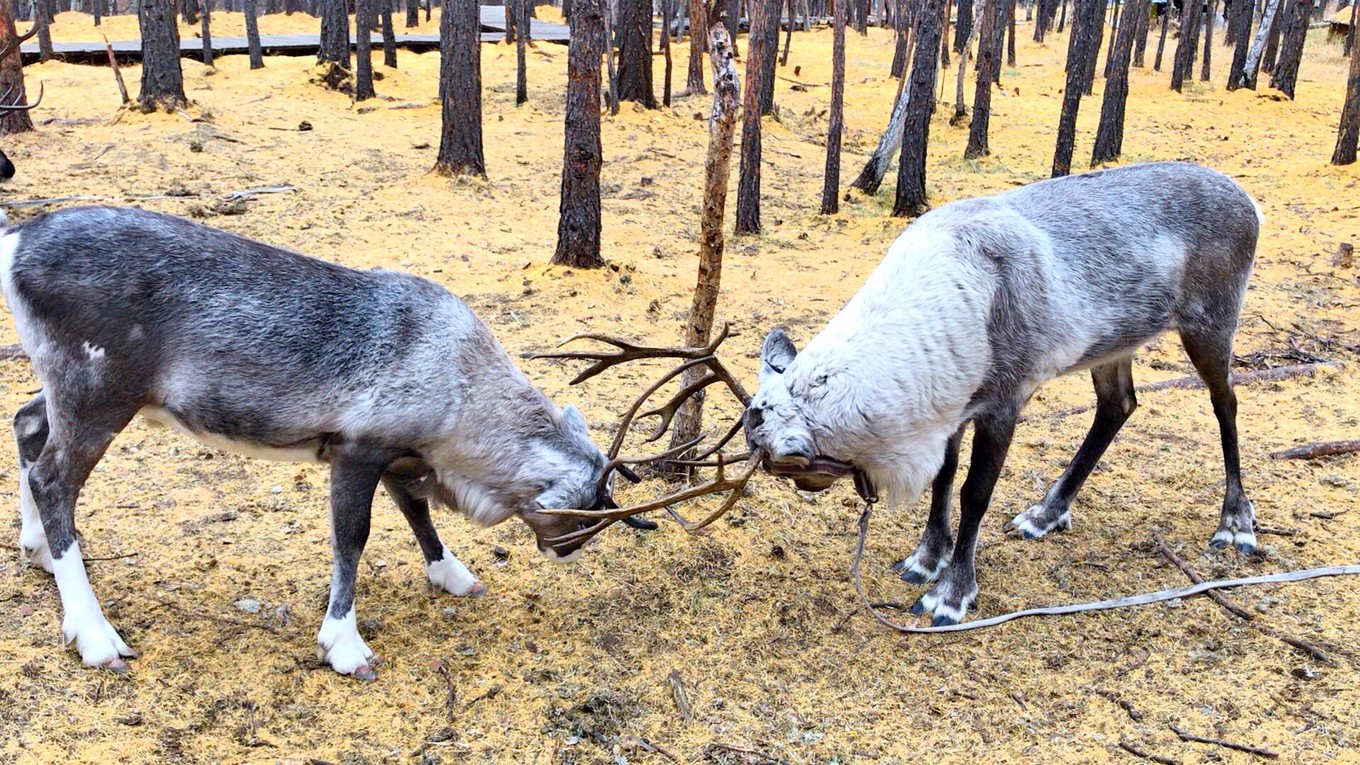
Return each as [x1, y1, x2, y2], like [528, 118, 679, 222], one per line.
[528, 324, 761, 545]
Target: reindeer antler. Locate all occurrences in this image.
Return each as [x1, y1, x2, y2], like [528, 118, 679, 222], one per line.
[528, 324, 758, 544]
[0, 26, 39, 64]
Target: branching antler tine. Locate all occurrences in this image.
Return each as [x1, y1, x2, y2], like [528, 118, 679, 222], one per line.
[0, 26, 38, 63]
[690, 418, 746, 462]
[637, 373, 722, 442]
[664, 454, 761, 532]
[594, 433, 707, 494]
[661, 452, 752, 468]
[703, 357, 752, 407]
[0, 81, 41, 111]
[605, 356, 713, 458]
[544, 518, 619, 546]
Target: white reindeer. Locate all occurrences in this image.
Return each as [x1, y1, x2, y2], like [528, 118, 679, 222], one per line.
[744, 162, 1262, 625]
[1, 206, 625, 678]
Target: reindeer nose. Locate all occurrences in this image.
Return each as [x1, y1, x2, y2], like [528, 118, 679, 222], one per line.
[745, 406, 764, 431]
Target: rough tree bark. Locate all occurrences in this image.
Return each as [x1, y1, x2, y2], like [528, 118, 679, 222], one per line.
[434, 0, 485, 176]
[0, 6, 34, 136]
[662, 0, 673, 104]
[966, 0, 1003, 157]
[1034, 0, 1049, 40]
[182, 0, 199, 24]
[1239, 0, 1280, 86]
[318, 0, 351, 84]
[822, 0, 847, 213]
[1262, 0, 1283, 72]
[1225, 0, 1251, 87]
[200, 0, 214, 67]
[687, 0, 708, 93]
[1058, 0, 1068, 31]
[1171, 0, 1203, 91]
[1199, 0, 1217, 80]
[955, 0, 975, 51]
[516, 0, 529, 103]
[35, 0, 53, 62]
[1268, 0, 1311, 98]
[850, 74, 911, 193]
[1092, 0, 1147, 163]
[1333, 14, 1360, 165]
[356, 0, 377, 100]
[891, 0, 915, 77]
[1006, 0, 1016, 65]
[553, 0, 605, 267]
[137, 0, 188, 112]
[757, 0, 780, 113]
[1153, 5, 1170, 69]
[1103, 0, 1121, 77]
[381, 6, 398, 67]
[953, 0, 989, 124]
[892, 0, 944, 217]
[617, 0, 657, 107]
[1082, 0, 1103, 93]
[735, 0, 779, 233]
[669, 16, 741, 460]
[407, 0, 419, 26]
[1053, 0, 1095, 176]
[1132, 0, 1148, 66]
[245, 0, 265, 68]
[781, 0, 794, 65]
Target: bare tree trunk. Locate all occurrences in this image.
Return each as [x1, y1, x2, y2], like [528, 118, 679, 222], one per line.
[1092, 0, 1146, 163]
[245, 0, 264, 68]
[381, 5, 397, 66]
[940, 0, 951, 66]
[1346, 3, 1357, 55]
[756, 0, 780, 113]
[1268, 0, 1310, 97]
[355, 0, 377, 99]
[0, 3, 33, 135]
[735, 0, 778, 233]
[553, 0, 605, 267]
[1006, 0, 1016, 64]
[955, 0, 973, 50]
[850, 74, 910, 193]
[1058, 0, 1067, 30]
[1153, 4, 1169, 69]
[1131, 0, 1148, 65]
[318, 0, 352, 79]
[434, 0, 485, 176]
[183, 0, 199, 23]
[1224, 0, 1251, 85]
[617, 0, 656, 106]
[687, 0, 707, 92]
[406, 0, 418, 25]
[1053, 0, 1095, 176]
[1199, 0, 1216, 79]
[1172, 0, 1202, 90]
[1262, 0, 1282, 72]
[35, 0, 52, 62]
[1333, 11, 1360, 164]
[1082, 0, 1103, 93]
[516, 0, 529, 102]
[822, 0, 847, 213]
[891, 0, 914, 76]
[893, 0, 944, 217]
[953, 0, 988, 123]
[137, 0, 188, 112]
[1240, 0, 1278, 86]
[200, 0, 214, 66]
[781, 0, 794, 64]
[661, 0, 673, 103]
[1103, 0, 1120, 76]
[966, 0, 1002, 156]
[1034, 0, 1048, 39]
[669, 17, 740, 460]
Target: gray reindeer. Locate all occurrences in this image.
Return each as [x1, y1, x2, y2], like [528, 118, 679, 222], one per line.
[2, 206, 636, 679]
[744, 162, 1262, 626]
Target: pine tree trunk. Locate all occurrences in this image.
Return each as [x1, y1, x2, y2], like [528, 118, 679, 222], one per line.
[755, 0, 780, 114]
[940, 0, 951, 66]
[1199, 0, 1216, 79]
[183, 0, 199, 24]
[953, 0, 987, 123]
[1053, 0, 1095, 176]
[137, 0, 188, 112]
[1268, 0, 1310, 96]
[669, 18, 741, 459]
[892, 0, 944, 217]
[1058, 0, 1067, 31]
[1131, 0, 1148, 65]
[724, 0, 739, 52]
[516, 0, 529, 102]
[687, 0, 708, 92]
[1346, 4, 1358, 55]
[1034, 0, 1048, 39]
[822, 0, 847, 213]
[955, 0, 973, 50]
[245, 0, 265, 68]
[319, 0, 351, 71]
[736, 0, 777, 233]
[850, 74, 910, 193]
[1006, 0, 1016, 65]
[1333, 12, 1360, 164]
[0, 2, 33, 136]
[781, 0, 794, 64]
[891, 0, 912, 76]
[35, 0, 52, 62]
[355, 0, 376, 99]
[553, 0, 605, 267]
[966, 0, 1002, 157]
[200, 0, 214, 66]
[1240, 0, 1278, 86]
[1262, 0, 1282, 72]
[434, 0, 485, 176]
[1172, 0, 1202, 90]
[381, 6, 397, 66]
[1103, 0, 1120, 77]
[406, 0, 418, 25]
[617, 0, 656, 106]
[1082, 0, 1103, 93]
[1225, 0, 1251, 86]
[1092, 0, 1146, 163]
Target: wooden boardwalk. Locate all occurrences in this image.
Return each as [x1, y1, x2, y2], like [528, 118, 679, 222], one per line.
[20, 7, 568, 64]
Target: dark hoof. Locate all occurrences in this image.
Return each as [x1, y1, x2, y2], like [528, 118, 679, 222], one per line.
[900, 568, 931, 585]
[890, 558, 908, 574]
[1209, 538, 1229, 550]
[909, 598, 927, 617]
[930, 615, 958, 628]
[622, 516, 658, 531]
[1021, 529, 1042, 541]
[1237, 542, 1258, 556]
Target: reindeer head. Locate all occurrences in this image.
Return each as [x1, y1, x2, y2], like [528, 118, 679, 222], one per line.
[743, 328, 858, 493]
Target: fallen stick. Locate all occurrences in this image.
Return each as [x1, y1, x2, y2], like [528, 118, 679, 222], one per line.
[0, 345, 25, 360]
[1154, 535, 1333, 665]
[667, 669, 692, 721]
[1117, 740, 1179, 765]
[1026, 362, 1342, 422]
[102, 34, 129, 104]
[1270, 439, 1360, 461]
[1169, 725, 1278, 760]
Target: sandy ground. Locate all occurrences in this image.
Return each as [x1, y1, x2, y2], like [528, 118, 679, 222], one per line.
[0, 10, 1357, 765]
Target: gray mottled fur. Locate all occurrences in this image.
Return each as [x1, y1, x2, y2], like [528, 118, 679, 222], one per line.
[747, 162, 1261, 626]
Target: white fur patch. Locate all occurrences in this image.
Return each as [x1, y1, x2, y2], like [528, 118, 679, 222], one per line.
[17, 464, 52, 573]
[540, 546, 580, 564]
[316, 608, 375, 677]
[138, 406, 320, 463]
[53, 541, 134, 667]
[1008, 504, 1072, 540]
[426, 546, 483, 596]
[901, 546, 951, 583]
[82, 342, 105, 361]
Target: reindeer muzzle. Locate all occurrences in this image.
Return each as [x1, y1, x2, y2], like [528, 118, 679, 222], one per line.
[763, 455, 858, 492]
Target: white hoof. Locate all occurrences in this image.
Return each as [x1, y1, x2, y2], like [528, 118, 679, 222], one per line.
[62, 609, 136, 671]
[427, 549, 485, 597]
[316, 609, 377, 680]
[1008, 503, 1072, 540]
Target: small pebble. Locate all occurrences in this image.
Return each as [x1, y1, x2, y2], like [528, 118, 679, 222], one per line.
[234, 598, 261, 614]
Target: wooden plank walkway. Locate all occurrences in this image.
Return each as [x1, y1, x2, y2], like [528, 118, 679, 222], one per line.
[19, 7, 567, 64]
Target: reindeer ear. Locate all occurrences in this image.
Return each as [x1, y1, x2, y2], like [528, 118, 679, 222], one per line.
[760, 328, 798, 381]
[561, 404, 589, 435]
